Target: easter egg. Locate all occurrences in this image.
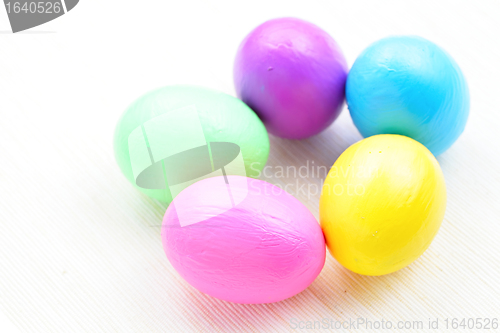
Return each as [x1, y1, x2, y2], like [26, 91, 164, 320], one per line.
[346, 36, 469, 156]
[320, 135, 446, 276]
[114, 85, 270, 203]
[162, 176, 326, 304]
[234, 17, 348, 139]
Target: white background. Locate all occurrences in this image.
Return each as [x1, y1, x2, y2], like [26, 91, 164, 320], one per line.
[1, 0, 499, 332]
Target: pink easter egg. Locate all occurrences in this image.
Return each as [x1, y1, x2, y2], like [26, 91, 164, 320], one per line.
[161, 176, 325, 304]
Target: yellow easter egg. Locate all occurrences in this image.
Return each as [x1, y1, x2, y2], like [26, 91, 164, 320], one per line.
[320, 135, 446, 276]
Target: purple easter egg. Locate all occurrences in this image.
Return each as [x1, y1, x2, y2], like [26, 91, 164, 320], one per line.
[234, 17, 348, 139]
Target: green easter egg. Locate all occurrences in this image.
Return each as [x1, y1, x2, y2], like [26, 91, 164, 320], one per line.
[114, 85, 270, 203]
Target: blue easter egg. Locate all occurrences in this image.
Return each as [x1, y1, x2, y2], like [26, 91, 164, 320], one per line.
[346, 36, 469, 156]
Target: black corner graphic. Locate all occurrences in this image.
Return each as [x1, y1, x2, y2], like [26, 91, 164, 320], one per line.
[64, 0, 78, 12]
[3, 0, 79, 33]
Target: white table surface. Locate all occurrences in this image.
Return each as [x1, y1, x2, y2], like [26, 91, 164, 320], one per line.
[1, 0, 499, 332]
